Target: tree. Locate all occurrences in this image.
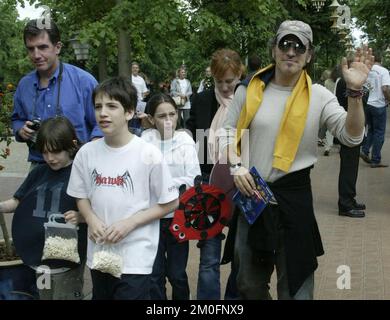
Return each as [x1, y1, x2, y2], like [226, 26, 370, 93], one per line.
[181, 0, 345, 83]
[32, 0, 187, 83]
[16, 0, 356, 86]
[352, 0, 390, 56]
[0, 1, 31, 84]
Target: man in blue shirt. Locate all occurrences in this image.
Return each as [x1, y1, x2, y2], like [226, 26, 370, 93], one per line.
[12, 18, 102, 166]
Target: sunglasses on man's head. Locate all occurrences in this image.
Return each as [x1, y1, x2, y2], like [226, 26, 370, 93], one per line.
[278, 40, 307, 55]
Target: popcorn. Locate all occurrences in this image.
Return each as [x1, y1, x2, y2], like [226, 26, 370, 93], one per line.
[42, 236, 80, 263]
[91, 250, 123, 278]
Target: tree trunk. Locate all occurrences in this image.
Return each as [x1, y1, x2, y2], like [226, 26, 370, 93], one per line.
[98, 42, 109, 81]
[117, 27, 131, 77]
[0, 213, 13, 256]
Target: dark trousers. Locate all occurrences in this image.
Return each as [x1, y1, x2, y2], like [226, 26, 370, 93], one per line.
[91, 270, 151, 300]
[338, 144, 360, 211]
[234, 214, 314, 299]
[150, 218, 190, 300]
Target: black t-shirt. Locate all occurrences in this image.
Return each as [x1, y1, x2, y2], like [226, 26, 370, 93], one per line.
[12, 163, 87, 269]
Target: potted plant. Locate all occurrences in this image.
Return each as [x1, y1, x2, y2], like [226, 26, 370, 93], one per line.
[0, 85, 36, 299]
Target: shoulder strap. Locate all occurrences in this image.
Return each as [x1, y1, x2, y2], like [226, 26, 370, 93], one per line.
[55, 62, 64, 116]
[334, 77, 341, 95]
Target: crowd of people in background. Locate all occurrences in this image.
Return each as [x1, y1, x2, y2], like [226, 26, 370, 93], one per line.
[1, 15, 389, 302]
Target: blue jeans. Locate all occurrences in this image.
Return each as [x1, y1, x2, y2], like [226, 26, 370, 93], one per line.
[197, 172, 239, 300]
[150, 218, 190, 300]
[128, 118, 143, 137]
[197, 235, 221, 299]
[362, 105, 387, 164]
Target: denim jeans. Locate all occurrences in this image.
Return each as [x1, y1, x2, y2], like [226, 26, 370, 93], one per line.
[234, 214, 314, 300]
[197, 235, 222, 299]
[197, 172, 239, 300]
[150, 218, 190, 300]
[128, 118, 143, 137]
[362, 105, 387, 164]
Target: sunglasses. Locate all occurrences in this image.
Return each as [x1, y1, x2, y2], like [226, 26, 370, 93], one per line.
[278, 40, 307, 55]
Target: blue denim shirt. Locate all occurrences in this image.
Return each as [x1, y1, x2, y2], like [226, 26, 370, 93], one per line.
[12, 62, 102, 162]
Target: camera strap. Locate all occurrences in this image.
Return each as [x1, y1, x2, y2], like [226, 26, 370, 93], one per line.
[55, 61, 64, 116]
[31, 61, 64, 119]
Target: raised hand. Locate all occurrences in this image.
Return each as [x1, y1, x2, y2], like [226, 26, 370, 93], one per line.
[341, 46, 374, 90]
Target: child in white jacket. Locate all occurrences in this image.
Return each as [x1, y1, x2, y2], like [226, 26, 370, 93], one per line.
[142, 93, 201, 300]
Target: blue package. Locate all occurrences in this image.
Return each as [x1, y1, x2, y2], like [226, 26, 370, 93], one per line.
[232, 167, 276, 225]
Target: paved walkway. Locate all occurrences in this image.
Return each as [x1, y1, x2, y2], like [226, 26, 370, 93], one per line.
[1, 114, 390, 299]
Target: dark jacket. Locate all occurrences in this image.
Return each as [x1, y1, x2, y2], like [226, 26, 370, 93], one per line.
[186, 89, 218, 175]
[222, 167, 324, 297]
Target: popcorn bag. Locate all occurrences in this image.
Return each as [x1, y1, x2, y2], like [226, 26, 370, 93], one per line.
[91, 243, 123, 278]
[42, 213, 80, 263]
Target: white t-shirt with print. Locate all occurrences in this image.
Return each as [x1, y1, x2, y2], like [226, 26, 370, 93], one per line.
[366, 64, 390, 108]
[67, 136, 178, 274]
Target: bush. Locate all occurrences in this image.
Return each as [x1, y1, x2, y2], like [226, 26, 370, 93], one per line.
[0, 84, 13, 171]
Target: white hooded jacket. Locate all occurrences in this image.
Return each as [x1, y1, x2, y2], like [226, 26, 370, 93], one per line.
[141, 129, 201, 217]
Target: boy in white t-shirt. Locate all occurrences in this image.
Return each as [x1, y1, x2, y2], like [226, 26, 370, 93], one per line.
[67, 77, 179, 300]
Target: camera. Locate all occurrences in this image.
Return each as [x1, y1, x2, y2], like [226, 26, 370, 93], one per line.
[27, 119, 41, 131]
[26, 119, 41, 147]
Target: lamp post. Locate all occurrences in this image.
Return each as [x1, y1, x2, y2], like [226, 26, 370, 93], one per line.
[329, 1, 353, 49]
[345, 35, 354, 55]
[329, 0, 341, 33]
[384, 46, 390, 68]
[311, 0, 326, 11]
[69, 36, 90, 69]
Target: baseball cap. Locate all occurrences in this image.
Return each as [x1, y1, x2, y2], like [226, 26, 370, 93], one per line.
[276, 20, 313, 46]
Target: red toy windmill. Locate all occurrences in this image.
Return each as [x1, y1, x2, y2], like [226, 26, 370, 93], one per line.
[170, 176, 231, 242]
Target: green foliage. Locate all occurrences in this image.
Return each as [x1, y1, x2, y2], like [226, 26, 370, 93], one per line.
[0, 84, 14, 170]
[0, 1, 31, 84]
[3, 0, 387, 88]
[352, 0, 390, 55]
[33, 0, 187, 82]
